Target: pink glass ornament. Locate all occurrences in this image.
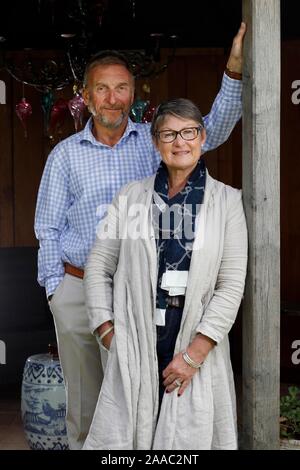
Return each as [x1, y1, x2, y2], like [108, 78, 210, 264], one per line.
[142, 105, 156, 123]
[15, 98, 32, 138]
[68, 93, 86, 132]
[49, 98, 69, 137]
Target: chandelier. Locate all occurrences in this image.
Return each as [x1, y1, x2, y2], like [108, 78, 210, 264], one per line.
[0, 0, 179, 140]
[0, 0, 178, 92]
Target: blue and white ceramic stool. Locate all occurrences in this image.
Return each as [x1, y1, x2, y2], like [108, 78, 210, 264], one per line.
[21, 344, 69, 450]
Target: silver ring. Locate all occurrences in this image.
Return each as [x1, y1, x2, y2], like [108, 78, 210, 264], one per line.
[174, 379, 182, 387]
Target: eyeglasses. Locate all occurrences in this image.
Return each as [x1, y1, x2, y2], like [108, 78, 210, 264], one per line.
[155, 126, 202, 143]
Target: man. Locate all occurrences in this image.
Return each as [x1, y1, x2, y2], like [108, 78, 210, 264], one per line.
[35, 23, 246, 449]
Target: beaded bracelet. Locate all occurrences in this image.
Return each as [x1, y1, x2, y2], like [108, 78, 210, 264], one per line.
[182, 351, 203, 369]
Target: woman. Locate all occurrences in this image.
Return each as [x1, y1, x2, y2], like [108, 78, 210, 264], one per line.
[83, 98, 248, 450]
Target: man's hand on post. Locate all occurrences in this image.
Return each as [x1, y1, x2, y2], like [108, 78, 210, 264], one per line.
[226, 22, 247, 74]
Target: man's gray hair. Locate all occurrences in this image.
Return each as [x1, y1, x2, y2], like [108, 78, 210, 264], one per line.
[150, 98, 204, 136]
[83, 50, 134, 88]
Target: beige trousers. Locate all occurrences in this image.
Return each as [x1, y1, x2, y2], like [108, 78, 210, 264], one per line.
[49, 273, 103, 450]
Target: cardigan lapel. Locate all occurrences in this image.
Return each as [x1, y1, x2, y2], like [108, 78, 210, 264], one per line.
[182, 173, 216, 320]
[132, 176, 158, 307]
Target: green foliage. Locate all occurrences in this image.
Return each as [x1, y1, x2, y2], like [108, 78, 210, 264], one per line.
[280, 386, 300, 439]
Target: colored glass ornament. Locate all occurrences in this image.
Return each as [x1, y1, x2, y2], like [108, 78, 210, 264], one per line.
[15, 97, 33, 138]
[68, 93, 86, 132]
[130, 99, 149, 123]
[41, 91, 55, 134]
[142, 105, 156, 123]
[49, 98, 69, 137]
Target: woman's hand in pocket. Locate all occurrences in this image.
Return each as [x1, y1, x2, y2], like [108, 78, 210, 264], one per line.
[97, 321, 114, 351]
[102, 330, 114, 350]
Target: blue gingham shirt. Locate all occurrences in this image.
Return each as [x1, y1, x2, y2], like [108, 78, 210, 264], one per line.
[35, 73, 242, 297]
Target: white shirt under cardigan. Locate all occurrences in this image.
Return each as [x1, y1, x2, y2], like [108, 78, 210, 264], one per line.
[83, 171, 248, 450]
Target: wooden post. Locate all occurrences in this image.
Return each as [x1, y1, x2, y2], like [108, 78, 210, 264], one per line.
[242, 0, 281, 449]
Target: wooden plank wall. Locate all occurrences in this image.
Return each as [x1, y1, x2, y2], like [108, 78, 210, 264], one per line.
[0, 69, 14, 246]
[281, 41, 300, 304]
[0, 59, 77, 248]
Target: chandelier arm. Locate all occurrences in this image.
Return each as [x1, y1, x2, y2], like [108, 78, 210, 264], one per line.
[67, 50, 79, 83]
[5, 64, 72, 92]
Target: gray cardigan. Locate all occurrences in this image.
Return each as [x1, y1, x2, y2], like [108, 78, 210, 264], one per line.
[83, 171, 248, 450]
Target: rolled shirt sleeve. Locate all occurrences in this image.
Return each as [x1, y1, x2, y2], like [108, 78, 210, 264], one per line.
[202, 73, 242, 154]
[34, 145, 70, 297]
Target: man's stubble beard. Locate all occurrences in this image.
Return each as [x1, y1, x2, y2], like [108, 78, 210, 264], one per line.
[88, 103, 129, 130]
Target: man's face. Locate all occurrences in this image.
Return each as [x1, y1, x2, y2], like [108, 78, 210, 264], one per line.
[83, 64, 134, 129]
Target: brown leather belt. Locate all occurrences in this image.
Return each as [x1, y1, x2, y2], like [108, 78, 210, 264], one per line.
[166, 295, 185, 308]
[64, 262, 84, 279]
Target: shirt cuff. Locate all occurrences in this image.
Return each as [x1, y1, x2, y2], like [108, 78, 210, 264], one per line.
[45, 276, 64, 298]
[220, 72, 242, 102]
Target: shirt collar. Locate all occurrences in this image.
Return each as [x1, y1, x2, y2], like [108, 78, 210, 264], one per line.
[79, 116, 139, 147]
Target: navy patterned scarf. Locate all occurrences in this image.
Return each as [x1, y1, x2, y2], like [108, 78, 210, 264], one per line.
[152, 158, 206, 310]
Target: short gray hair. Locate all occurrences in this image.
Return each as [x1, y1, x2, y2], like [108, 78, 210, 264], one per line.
[83, 50, 134, 88]
[150, 98, 204, 137]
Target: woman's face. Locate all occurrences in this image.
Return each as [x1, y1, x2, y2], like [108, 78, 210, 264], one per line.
[154, 115, 206, 173]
